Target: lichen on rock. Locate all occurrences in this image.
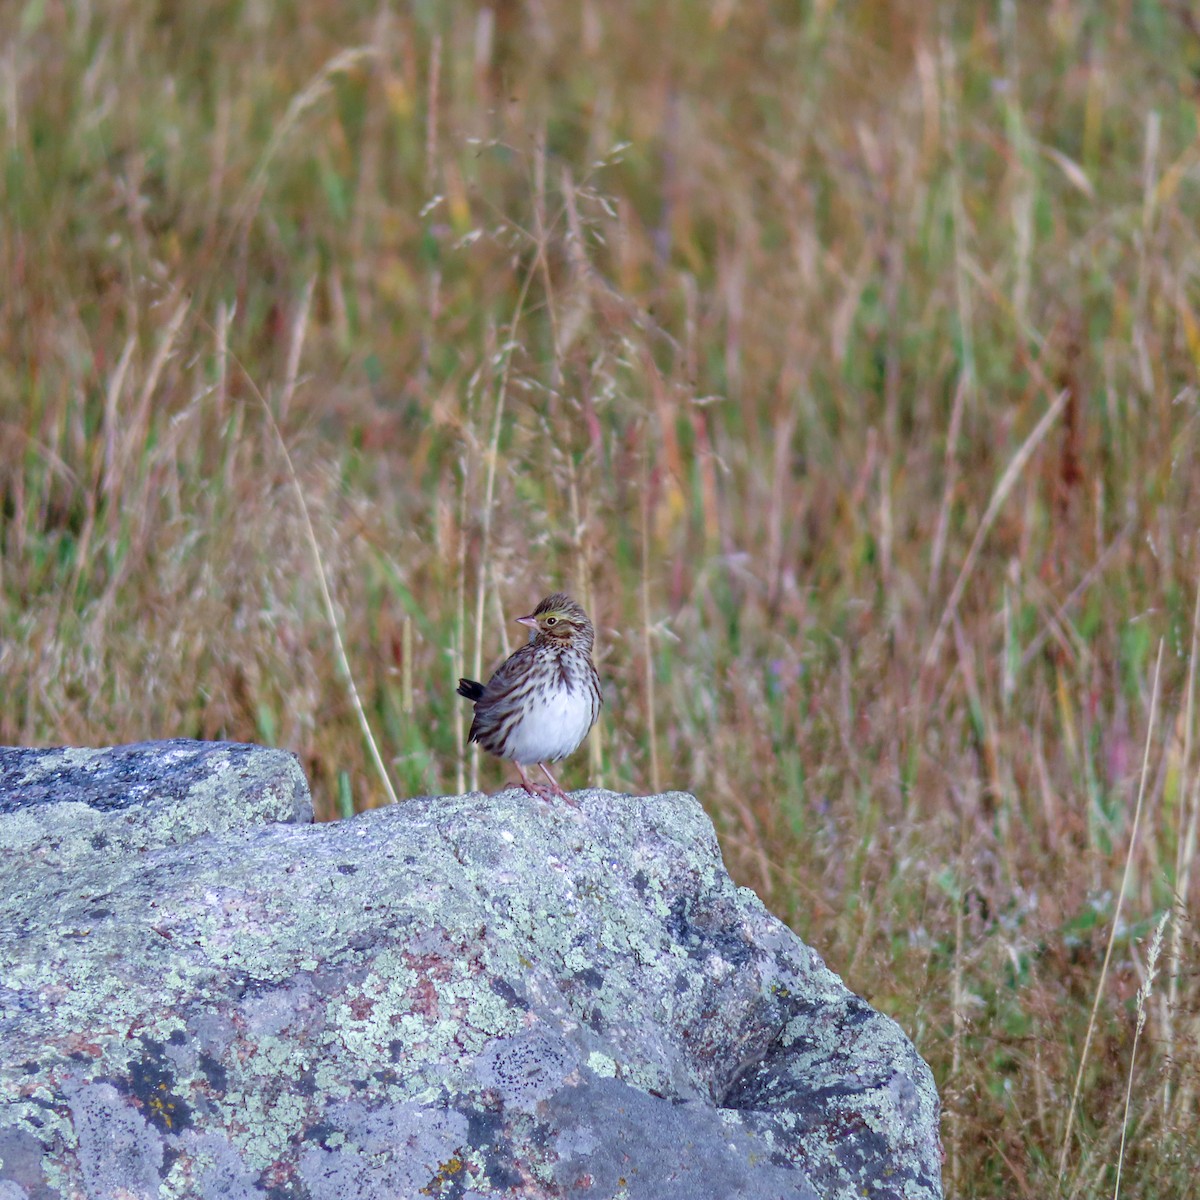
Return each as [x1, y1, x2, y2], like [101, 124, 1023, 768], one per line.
[0, 740, 942, 1199]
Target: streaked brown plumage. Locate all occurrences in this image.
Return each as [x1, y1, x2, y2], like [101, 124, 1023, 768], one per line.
[457, 593, 602, 803]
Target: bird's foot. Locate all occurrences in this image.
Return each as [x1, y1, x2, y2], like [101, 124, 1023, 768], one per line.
[516, 779, 557, 802]
[514, 765, 558, 803]
[538, 763, 578, 807]
[514, 763, 577, 806]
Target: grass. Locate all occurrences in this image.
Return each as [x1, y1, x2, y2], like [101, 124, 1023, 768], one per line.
[3, 1, 1200, 1194]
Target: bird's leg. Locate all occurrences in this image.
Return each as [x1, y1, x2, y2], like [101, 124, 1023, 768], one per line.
[538, 762, 577, 806]
[514, 762, 555, 801]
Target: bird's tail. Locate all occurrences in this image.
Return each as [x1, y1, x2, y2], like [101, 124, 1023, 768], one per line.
[457, 678, 485, 701]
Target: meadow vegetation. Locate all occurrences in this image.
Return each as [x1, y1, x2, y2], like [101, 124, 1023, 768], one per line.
[3, 1, 1200, 1194]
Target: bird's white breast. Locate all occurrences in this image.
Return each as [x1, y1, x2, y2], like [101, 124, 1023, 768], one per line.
[505, 681, 596, 764]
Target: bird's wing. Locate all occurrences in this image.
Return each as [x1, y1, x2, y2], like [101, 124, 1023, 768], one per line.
[474, 642, 539, 714]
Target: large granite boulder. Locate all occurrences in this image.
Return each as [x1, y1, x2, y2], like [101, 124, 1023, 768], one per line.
[0, 740, 942, 1199]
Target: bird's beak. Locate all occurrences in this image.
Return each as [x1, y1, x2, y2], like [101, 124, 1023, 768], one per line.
[516, 614, 538, 628]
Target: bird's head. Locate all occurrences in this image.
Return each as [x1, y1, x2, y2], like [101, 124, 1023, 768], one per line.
[517, 593, 594, 649]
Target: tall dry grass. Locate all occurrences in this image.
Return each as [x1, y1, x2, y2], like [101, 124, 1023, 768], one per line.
[2, 2, 1200, 1194]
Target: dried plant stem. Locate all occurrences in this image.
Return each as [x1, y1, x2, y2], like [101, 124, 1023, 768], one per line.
[931, 37, 975, 600]
[948, 831, 967, 1196]
[641, 451, 660, 793]
[923, 389, 1069, 673]
[929, 374, 968, 600]
[1058, 639, 1163, 1186]
[942, 39, 976, 396]
[454, 468, 468, 796]
[1165, 569, 1200, 1111]
[1114, 911, 1169, 1200]
[425, 33, 441, 187]
[229, 296, 399, 808]
[569, 472, 604, 786]
[401, 615, 414, 715]
[1017, 522, 1133, 674]
[121, 296, 190, 495]
[468, 247, 540, 790]
[279, 275, 315, 424]
[222, 47, 379, 272]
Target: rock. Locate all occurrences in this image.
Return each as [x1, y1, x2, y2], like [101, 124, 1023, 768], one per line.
[0, 739, 311, 855]
[0, 740, 942, 1200]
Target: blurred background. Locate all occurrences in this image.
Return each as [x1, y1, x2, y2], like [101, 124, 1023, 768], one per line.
[2, 1, 1200, 1193]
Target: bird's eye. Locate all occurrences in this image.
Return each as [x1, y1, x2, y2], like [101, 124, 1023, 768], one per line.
[545, 616, 558, 626]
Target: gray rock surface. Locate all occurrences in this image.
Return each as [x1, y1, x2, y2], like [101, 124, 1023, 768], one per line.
[0, 739, 311, 850]
[0, 740, 942, 1200]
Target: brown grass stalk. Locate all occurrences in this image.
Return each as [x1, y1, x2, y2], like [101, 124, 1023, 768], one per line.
[230, 302, 398, 808]
[924, 389, 1069, 674]
[1058, 639, 1164, 1187]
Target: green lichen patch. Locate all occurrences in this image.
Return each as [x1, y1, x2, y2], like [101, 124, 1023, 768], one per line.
[2, 767, 940, 1199]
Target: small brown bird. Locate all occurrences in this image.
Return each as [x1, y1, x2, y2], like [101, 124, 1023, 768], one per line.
[457, 593, 602, 803]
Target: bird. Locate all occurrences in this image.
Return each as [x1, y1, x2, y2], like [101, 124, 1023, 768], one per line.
[457, 592, 602, 803]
